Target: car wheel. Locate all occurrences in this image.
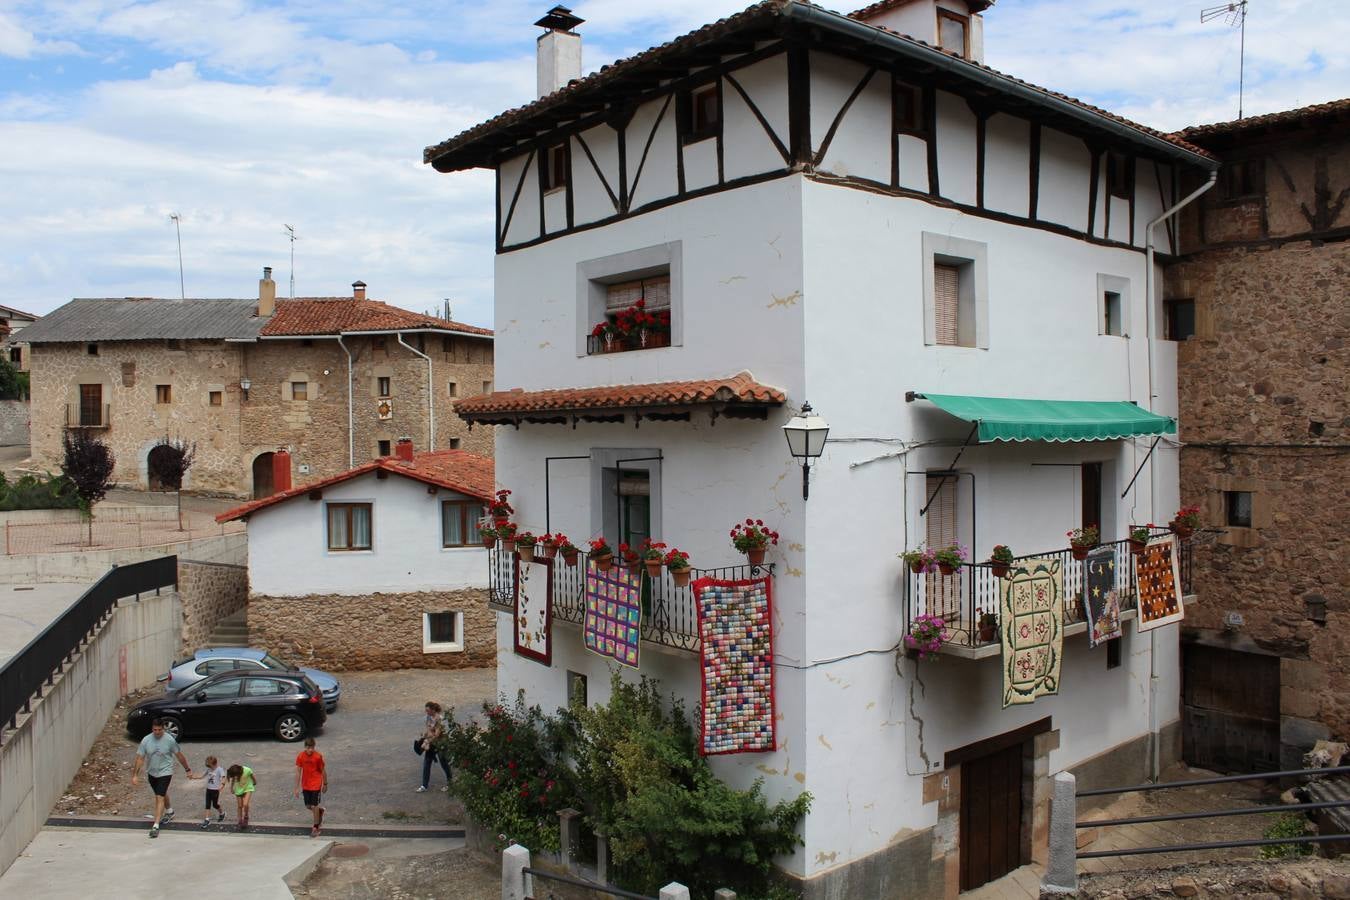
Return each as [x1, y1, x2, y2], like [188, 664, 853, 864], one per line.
[160, 716, 183, 740]
[275, 714, 306, 742]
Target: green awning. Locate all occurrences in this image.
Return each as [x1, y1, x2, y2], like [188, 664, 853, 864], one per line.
[918, 393, 1177, 443]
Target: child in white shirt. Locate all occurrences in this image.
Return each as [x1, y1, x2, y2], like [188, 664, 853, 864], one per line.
[188, 756, 227, 828]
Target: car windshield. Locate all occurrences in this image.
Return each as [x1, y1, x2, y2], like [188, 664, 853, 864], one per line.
[260, 652, 295, 671]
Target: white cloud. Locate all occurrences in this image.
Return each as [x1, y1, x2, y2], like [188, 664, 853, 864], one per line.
[0, 10, 80, 57]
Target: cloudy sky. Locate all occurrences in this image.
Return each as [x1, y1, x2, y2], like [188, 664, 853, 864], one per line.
[2, 0, 1345, 327]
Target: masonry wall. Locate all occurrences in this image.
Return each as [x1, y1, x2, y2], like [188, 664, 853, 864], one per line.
[0, 400, 28, 447]
[178, 559, 248, 654]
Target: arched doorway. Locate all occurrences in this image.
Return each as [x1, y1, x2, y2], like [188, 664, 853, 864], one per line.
[252, 452, 275, 499]
[147, 444, 177, 492]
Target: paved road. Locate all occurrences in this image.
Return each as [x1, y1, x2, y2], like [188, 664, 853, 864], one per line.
[0, 582, 86, 664]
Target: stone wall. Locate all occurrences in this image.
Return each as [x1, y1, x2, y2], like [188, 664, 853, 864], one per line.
[0, 399, 29, 447]
[178, 558, 248, 653]
[248, 589, 494, 671]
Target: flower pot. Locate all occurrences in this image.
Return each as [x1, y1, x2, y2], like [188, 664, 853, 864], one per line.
[539, 542, 558, 560]
[1170, 522, 1194, 540]
[978, 625, 997, 643]
[745, 547, 767, 567]
[909, 560, 926, 574]
[562, 550, 578, 568]
[516, 543, 536, 563]
[593, 553, 613, 572]
[937, 562, 956, 576]
[990, 561, 1010, 579]
[493, 514, 509, 527]
[1070, 544, 1091, 561]
[1129, 539, 1147, 556]
[481, 535, 496, 549]
[645, 559, 663, 578]
[671, 568, 692, 588]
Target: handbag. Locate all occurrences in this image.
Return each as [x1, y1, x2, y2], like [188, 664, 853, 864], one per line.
[413, 738, 425, 756]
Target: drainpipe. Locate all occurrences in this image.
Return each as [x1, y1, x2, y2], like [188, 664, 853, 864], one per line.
[397, 333, 434, 451]
[1144, 169, 1216, 781]
[337, 336, 355, 467]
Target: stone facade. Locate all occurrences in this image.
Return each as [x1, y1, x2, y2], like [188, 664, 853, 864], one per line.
[1166, 109, 1350, 747]
[247, 589, 494, 671]
[29, 332, 494, 497]
[178, 559, 249, 654]
[0, 399, 29, 447]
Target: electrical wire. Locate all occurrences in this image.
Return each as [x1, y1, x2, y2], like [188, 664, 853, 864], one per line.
[773, 643, 902, 670]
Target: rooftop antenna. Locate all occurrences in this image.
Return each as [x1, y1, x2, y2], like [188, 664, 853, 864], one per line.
[282, 224, 298, 299]
[1201, 1, 1249, 119]
[168, 213, 185, 299]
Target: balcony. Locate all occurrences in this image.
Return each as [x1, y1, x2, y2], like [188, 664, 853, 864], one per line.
[487, 545, 771, 654]
[904, 531, 1193, 660]
[585, 329, 671, 356]
[65, 403, 110, 429]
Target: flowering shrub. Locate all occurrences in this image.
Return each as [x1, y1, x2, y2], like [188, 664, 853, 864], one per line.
[933, 543, 967, 569]
[1129, 524, 1152, 543]
[496, 521, 518, 541]
[554, 534, 578, 554]
[1173, 505, 1202, 529]
[639, 538, 667, 561]
[663, 547, 690, 571]
[617, 542, 641, 567]
[990, 544, 1014, 564]
[905, 614, 949, 660]
[587, 536, 612, 557]
[590, 298, 672, 349]
[488, 489, 513, 519]
[1067, 524, 1100, 548]
[730, 519, 779, 553]
[900, 546, 936, 572]
[514, 530, 536, 547]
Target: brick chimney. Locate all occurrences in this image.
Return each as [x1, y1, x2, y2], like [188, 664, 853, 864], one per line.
[352, 280, 367, 301]
[395, 437, 415, 462]
[258, 266, 276, 317]
[535, 5, 584, 98]
[272, 448, 292, 494]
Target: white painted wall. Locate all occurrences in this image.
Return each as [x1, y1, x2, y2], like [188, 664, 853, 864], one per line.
[722, 55, 790, 181]
[245, 472, 487, 596]
[984, 113, 1030, 216]
[812, 53, 890, 183]
[1038, 127, 1092, 233]
[935, 90, 978, 206]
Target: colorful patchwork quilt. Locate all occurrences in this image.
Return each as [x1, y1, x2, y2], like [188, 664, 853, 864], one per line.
[1084, 546, 1123, 649]
[693, 576, 776, 756]
[512, 555, 552, 665]
[584, 562, 642, 668]
[1136, 535, 1184, 632]
[1001, 558, 1063, 708]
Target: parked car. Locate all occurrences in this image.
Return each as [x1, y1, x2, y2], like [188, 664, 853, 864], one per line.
[160, 647, 340, 711]
[128, 670, 327, 742]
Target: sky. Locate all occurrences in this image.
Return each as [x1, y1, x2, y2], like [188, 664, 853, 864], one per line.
[1, 0, 1345, 328]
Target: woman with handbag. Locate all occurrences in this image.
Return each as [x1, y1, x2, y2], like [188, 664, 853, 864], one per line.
[415, 701, 451, 792]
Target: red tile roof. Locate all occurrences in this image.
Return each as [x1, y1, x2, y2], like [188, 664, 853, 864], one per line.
[1176, 98, 1350, 141]
[216, 449, 495, 522]
[454, 372, 785, 422]
[261, 298, 493, 338]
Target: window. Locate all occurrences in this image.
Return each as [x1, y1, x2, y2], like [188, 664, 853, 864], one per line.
[301, 339, 314, 347]
[416, 333, 427, 353]
[567, 670, 588, 708]
[377, 376, 391, 398]
[198, 679, 241, 700]
[1220, 159, 1263, 199]
[441, 499, 486, 548]
[591, 273, 673, 355]
[680, 84, 720, 144]
[442, 336, 454, 353]
[923, 472, 961, 621]
[373, 336, 387, 353]
[541, 143, 567, 192]
[578, 242, 683, 357]
[482, 380, 493, 394]
[933, 263, 961, 346]
[86, 343, 99, 356]
[78, 384, 102, 427]
[327, 503, 372, 551]
[423, 611, 463, 653]
[447, 380, 458, 397]
[377, 440, 391, 457]
[937, 9, 969, 57]
[155, 384, 172, 404]
[165, 339, 183, 351]
[895, 82, 924, 135]
[291, 381, 308, 401]
[7, 347, 19, 365]
[243, 678, 289, 697]
[923, 233, 987, 349]
[1225, 491, 1253, 528]
[1106, 637, 1122, 670]
[449, 438, 461, 450]
[1103, 291, 1123, 337]
[1107, 152, 1132, 200]
[1165, 298, 1196, 341]
[209, 391, 223, 406]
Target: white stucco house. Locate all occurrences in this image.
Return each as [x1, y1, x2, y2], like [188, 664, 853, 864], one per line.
[428, 0, 1216, 895]
[217, 440, 498, 671]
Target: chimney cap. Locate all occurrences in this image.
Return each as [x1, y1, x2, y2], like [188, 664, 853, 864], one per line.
[352, 280, 367, 288]
[535, 5, 583, 31]
[263, 266, 273, 279]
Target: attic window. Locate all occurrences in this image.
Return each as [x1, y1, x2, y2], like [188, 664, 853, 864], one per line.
[680, 84, 719, 144]
[541, 143, 568, 192]
[1220, 159, 1263, 199]
[894, 82, 924, 135]
[937, 9, 969, 58]
[1107, 153, 1133, 200]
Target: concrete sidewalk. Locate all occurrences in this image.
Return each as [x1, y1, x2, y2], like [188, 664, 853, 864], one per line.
[1, 827, 328, 899]
[0, 582, 87, 664]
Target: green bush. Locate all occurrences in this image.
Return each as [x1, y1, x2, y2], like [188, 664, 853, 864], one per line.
[0, 357, 27, 400]
[1261, 812, 1313, 858]
[0, 472, 82, 511]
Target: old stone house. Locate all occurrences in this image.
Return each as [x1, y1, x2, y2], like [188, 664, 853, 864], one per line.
[216, 441, 496, 671]
[0, 304, 40, 371]
[20, 271, 494, 497]
[1164, 98, 1349, 772]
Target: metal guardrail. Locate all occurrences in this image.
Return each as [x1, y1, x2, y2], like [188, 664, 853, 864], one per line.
[0, 555, 178, 740]
[523, 867, 657, 900]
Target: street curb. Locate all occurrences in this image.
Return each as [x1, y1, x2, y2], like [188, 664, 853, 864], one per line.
[44, 814, 466, 839]
[284, 840, 335, 892]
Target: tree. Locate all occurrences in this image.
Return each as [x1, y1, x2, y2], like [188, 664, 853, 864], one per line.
[61, 430, 116, 544]
[0, 356, 27, 400]
[147, 437, 197, 530]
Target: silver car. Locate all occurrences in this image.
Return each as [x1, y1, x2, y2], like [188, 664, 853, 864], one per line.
[160, 648, 340, 712]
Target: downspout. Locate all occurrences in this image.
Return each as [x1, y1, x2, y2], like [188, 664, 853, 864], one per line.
[397, 333, 434, 451]
[1144, 169, 1216, 782]
[337, 336, 355, 467]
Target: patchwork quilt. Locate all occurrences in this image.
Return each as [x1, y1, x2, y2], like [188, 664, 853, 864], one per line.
[1084, 546, 1123, 648]
[584, 562, 642, 668]
[692, 576, 776, 756]
[513, 555, 553, 665]
[1136, 535, 1185, 632]
[1001, 558, 1063, 708]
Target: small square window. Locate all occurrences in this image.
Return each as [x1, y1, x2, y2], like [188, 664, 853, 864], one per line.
[442, 335, 454, 354]
[377, 440, 391, 457]
[155, 384, 172, 404]
[291, 381, 308, 401]
[482, 380, 493, 395]
[1103, 291, 1123, 337]
[447, 380, 458, 397]
[1220, 159, 1263, 199]
[441, 499, 485, 547]
[208, 391, 222, 406]
[1107, 152, 1133, 200]
[301, 338, 314, 348]
[541, 143, 567, 192]
[165, 339, 183, 351]
[377, 376, 391, 398]
[1165, 298, 1196, 341]
[567, 670, 588, 708]
[895, 82, 924, 135]
[373, 336, 387, 353]
[423, 611, 463, 653]
[449, 437, 461, 450]
[937, 9, 969, 57]
[681, 84, 720, 144]
[327, 502, 372, 551]
[87, 343, 99, 356]
[1225, 491, 1253, 528]
[9, 347, 21, 365]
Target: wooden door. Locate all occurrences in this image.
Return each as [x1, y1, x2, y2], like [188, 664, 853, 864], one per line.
[1081, 462, 1102, 534]
[251, 452, 274, 500]
[79, 384, 102, 426]
[1182, 644, 1280, 772]
[960, 740, 1026, 891]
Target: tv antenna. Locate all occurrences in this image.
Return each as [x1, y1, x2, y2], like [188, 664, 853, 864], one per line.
[168, 213, 185, 299]
[282, 224, 299, 299]
[1201, 1, 1249, 119]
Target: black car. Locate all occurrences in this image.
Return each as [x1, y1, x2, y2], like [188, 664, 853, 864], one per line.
[127, 670, 327, 742]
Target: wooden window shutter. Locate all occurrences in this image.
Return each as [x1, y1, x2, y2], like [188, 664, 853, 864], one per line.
[643, 275, 671, 309]
[606, 280, 644, 312]
[934, 264, 960, 346]
[925, 475, 958, 548]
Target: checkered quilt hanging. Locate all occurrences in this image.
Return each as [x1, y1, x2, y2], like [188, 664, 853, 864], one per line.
[1136, 535, 1184, 632]
[692, 576, 776, 756]
[584, 562, 642, 668]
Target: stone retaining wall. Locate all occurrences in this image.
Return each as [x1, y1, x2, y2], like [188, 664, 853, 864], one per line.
[0, 400, 28, 447]
[178, 559, 248, 653]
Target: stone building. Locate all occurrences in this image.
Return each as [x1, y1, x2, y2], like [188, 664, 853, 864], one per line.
[20, 271, 494, 497]
[1164, 99, 1349, 772]
[0, 303, 40, 372]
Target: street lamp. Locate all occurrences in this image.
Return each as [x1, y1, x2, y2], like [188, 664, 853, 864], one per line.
[782, 401, 829, 501]
[239, 377, 252, 399]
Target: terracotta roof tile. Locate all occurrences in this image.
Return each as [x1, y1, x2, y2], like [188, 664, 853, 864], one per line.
[1176, 98, 1350, 141]
[454, 372, 785, 422]
[261, 298, 493, 337]
[216, 449, 495, 522]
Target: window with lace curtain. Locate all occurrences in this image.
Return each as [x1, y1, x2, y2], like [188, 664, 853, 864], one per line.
[327, 503, 372, 551]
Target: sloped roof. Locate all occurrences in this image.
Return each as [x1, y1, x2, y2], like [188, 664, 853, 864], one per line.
[260, 299, 493, 337]
[424, 0, 1214, 173]
[0, 304, 41, 321]
[851, 0, 994, 18]
[217, 449, 495, 523]
[20, 298, 264, 344]
[1176, 98, 1350, 141]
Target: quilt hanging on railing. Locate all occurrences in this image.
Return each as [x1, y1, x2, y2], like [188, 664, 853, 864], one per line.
[513, 555, 553, 665]
[583, 562, 642, 668]
[1001, 558, 1063, 708]
[692, 576, 776, 756]
[1136, 535, 1184, 632]
[1084, 546, 1123, 648]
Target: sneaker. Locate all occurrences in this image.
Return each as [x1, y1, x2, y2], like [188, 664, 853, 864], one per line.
[162, 809, 175, 823]
[217, 811, 226, 822]
[311, 825, 320, 838]
[440, 786, 450, 793]
[149, 825, 159, 838]
[201, 818, 210, 830]
[415, 786, 427, 793]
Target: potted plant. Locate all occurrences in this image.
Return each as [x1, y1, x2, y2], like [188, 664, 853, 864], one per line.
[538, 533, 559, 560]
[478, 525, 498, 549]
[514, 530, 537, 563]
[1128, 524, 1151, 555]
[1170, 505, 1201, 540]
[488, 489, 513, 526]
[1067, 524, 1099, 560]
[731, 519, 779, 566]
[496, 521, 518, 548]
[989, 544, 1014, 579]
[617, 542, 642, 572]
[978, 611, 999, 643]
[588, 537, 613, 571]
[556, 535, 578, 567]
[904, 614, 949, 661]
[900, 546, 934, 574]
[933, 543, 967, 576]
[640, 539, 667, 578]
[590, 320, 624, 353]
[664, 547, 692, 587]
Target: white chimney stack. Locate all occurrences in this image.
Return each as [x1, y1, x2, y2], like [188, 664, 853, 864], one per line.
[535, 5, 584, 98]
